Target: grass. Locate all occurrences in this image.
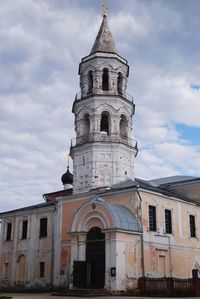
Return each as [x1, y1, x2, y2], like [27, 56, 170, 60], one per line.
[0, 295, 12, 299]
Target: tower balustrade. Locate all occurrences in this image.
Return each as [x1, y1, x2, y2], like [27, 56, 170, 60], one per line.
[70, 132, 137, 149]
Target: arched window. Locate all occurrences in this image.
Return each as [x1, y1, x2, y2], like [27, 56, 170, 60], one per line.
[88, 70, 93, 94]
[102, 68, 109, 91]
[120, 114, 128, 137]
[100, 111, 110, 135]
[83, 114, 90, 135]
[117, 72, 123, 95]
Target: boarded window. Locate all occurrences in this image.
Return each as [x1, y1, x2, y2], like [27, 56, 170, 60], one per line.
[149, 205, 156, 231]
[17, 255, 26, 282]
[6, 223, 12, 241]
[189, 215, 196, 238]
[165, 209, 172, 234]
[22, 220, 28, 239]
[39, 218, 47, 238]
[4, 263, 9, 279]
[40, 262, 45, 278]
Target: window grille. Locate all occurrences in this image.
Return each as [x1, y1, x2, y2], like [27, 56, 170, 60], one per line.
[165, 209, 172, 234]
[189, 215, 196, 238]
[149, 205, 156, 231]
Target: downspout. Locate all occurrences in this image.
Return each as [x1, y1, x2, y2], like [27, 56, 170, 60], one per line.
[168, 235, 172, 277]
[51, 203, 57, 289]
[136, 187, 145, 277]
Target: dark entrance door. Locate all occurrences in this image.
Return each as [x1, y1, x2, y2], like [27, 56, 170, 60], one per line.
[73, 261, 87, 288]
[86, 227, 105, 289]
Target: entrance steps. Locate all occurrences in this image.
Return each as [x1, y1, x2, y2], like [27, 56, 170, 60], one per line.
[52, 288, 112, 297]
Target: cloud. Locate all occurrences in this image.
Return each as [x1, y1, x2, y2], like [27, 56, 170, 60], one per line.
[0, 0, 200, 212]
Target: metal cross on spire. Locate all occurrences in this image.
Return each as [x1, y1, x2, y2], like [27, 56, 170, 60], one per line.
[67, 152, 70, 169]
[102, 1, 108, 17]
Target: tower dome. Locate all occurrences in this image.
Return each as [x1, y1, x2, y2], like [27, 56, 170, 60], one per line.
[61, 166, 73, 190]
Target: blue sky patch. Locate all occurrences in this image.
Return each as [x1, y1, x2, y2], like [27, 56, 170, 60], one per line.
[176, 124, 200, 145]
[190, 83, 200, 90]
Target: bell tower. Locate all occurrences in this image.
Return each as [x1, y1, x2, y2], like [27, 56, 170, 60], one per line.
[70, 13, 138, 194]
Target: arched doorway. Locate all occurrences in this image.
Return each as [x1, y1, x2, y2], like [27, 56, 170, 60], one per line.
[86, 227, 105, 288]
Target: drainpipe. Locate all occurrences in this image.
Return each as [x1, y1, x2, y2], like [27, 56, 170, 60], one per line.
[168, 235, 172, 277]
[51, 203, 57, 289]
[136, 187, 145, 278]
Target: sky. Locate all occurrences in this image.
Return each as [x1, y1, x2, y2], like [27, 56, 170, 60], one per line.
[0, 0, 200, 213]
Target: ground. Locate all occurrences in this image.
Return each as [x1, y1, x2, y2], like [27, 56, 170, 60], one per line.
[2, 295, 198, 299]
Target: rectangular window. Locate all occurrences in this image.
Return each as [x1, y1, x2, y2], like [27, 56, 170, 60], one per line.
[149, 205, 156, 231]
[39, 218, 47, 238]
[22, 220, 28, 239]
[189, 215, 196, 238]
[165, 209, 172, 234]
[6, 223, 12, 241]
[40, 262, 45, 278]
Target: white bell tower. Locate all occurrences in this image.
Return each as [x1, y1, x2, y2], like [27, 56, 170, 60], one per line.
[70, 14, 138, 194]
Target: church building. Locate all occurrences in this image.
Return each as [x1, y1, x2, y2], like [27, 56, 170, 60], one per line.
[0, 9, 200, 293]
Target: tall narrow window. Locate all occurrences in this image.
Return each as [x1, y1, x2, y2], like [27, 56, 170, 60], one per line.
[22, 220, 28, 239]
[88, 70, 93, 94]
[39, 218, 47, 238]
[40, 262, 45, 278]
[165, 209, 172, 234]
[100, 112, 110, 135]
[149, 205, 156, 231]
[102, 68, 109, 91]
[189, 215, 196, 238]
[117, 72, 123, 94]
[6, 223, 12, 241]
[83, 114, 90, 136]
[120, 114, 128, 137]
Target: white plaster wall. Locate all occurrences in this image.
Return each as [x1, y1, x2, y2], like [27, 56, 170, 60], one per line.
[0, 206, 55, 288]
[72, 142, 136, 193]
[79, 55, 129, 98]
[71, 51, 136, 194]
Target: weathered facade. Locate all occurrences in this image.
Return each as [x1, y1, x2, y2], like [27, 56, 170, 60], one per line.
[0, 13, 200, 293]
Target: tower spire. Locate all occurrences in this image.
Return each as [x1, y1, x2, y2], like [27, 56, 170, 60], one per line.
[90, 5, 117, 55]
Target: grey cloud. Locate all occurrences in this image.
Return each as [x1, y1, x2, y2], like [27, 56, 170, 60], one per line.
[0, 0, 200, 212]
